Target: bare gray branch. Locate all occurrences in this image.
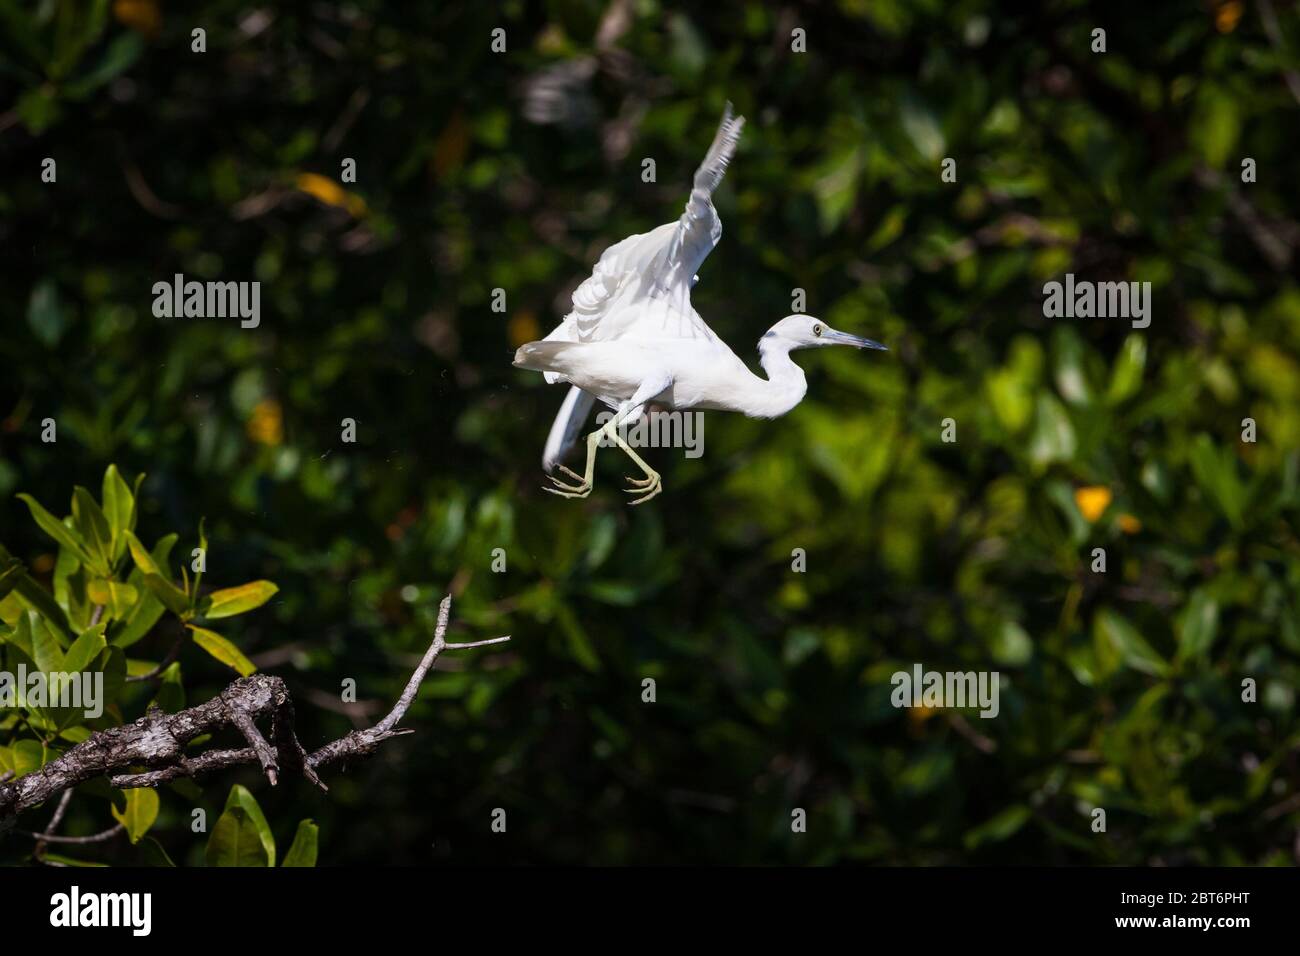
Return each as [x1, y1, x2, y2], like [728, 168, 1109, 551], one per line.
[0, 596, 507, 828]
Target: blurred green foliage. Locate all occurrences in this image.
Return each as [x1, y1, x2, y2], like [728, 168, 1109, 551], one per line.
[1, 0, 1298, 864]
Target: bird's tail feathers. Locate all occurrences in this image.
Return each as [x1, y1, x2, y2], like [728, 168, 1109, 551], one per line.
[514, 340, 583, 377]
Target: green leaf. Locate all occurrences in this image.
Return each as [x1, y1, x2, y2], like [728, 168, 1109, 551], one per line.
[1052, 327, 1094, 406]
[187, 625, 256, 676]
[112, 533, 177, 648]
[129, 473, 145, 530]
[205, 806, 271, 867]
[64, 31, 143, 99]
[992, 621, 1033, 666]
[225, 784, 276, 866]
[9, 570, 74, 643]
[281, 819, 318, 867]
[866, 204, 908, 253]
[152, 661, 184, 713]
[1189, 434, 1246, 529]
[1190, 84, 1240, 169]
[30, 613, 66, 671]
[200, 581, 279, 619]
[1094, 608, 1168, 677]
[123, 529, 159, 576]
[111, 788, 160, 844]
[900, 93, 945, 162]
[139, 836, 177, 867]
[41, 853, 108, 867]
[5, 739, 47, 777]
[556, 603, 601, 672]
[101, 465, 134, 563]
[26, 276, 69, 341]
[1176, 590, 1219, 661]
[6, 610, 36, 659]
[0, 558, 23, 603]
[811, 144, 861, 234]
[48, 622, 107, 730]
[53, 546, 90, 632]
[47, 0, 110, 80]
[1028, 394, 1077, 468]
[111, 595, 166, 649]
[0, 2, 45, 67]
[964, 804, 1032, 850]
[986, 367, 1035, 434]
[71, 487, 113, 573]
[143, 573, 190, 617]
[16, 494, 91, 564]
[86, 579, 138, 620]
[99, 646, 127, 710]
[63, 623, 107, 673]
[1106, 334, 1147, 405]
[193, 518, 208, 597]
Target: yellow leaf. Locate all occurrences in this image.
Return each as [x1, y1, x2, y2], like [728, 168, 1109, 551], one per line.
[1074, 486, 1112, 523]
[296, 172, 345, 206]
[202, 581, 278, 619]
[87, 579, 139, 618]
[111, 788, 159, 843]
[432, 110, 469, 178]
[114, 0, 161, 38]
[295, 173, 368, 218]
[1215, 2, 1242, 33]
[124, 529, 160, 575]
[246, 399, 283, 446]
[187, 625, 256, 676]
[508, 310, 540, 348]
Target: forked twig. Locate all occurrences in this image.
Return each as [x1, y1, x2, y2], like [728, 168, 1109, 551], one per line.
[0, 596, 508, 826]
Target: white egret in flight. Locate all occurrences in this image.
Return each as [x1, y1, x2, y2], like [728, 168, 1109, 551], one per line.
[514, 102, 887, 504]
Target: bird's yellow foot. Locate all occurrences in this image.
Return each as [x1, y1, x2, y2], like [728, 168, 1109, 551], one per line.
[624, 473, 662, 505]
[544, 465, 592, 497]
[623, 474, 657, 489]
[544, 484, 592, 499]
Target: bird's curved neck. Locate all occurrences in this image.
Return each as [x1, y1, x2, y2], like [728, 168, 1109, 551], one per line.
[749, 337, 808, 418]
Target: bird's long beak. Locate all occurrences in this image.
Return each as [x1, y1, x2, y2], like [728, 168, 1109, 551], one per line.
[824, 327, 888, 351]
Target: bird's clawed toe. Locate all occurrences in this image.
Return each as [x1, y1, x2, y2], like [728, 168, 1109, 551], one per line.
[543, 485, 591, 499]
[624, 474, 662, 505]
[556, 464, 584, 483]
[543, 466, 660, 503]
[544, 469, 591, 497]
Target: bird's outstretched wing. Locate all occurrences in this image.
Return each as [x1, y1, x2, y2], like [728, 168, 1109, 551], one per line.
[650, 101, 745, 301]
[539, 103, 744, 361]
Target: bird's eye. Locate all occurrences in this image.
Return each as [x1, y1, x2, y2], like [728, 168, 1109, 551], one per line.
[813, 324, 823, 337]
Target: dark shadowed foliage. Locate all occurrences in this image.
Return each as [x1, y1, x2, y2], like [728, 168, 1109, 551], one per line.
[1, 0, 1298, 865]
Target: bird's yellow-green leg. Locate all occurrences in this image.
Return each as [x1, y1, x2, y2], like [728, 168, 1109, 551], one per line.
[606, 431, 662, 504]
[542, 431, 602, 498]
[542, 408, 630, 498]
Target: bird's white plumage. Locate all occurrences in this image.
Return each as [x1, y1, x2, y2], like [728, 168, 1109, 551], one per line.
[539, 101, 744, 379]
[649, 100, 745, 303]
[541, 385, 596, 474]
[514, 102, 888, 499]
[531, 104, 746, 465]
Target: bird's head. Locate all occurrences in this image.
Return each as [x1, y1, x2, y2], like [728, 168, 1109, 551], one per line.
[762, 315, 888, 353]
